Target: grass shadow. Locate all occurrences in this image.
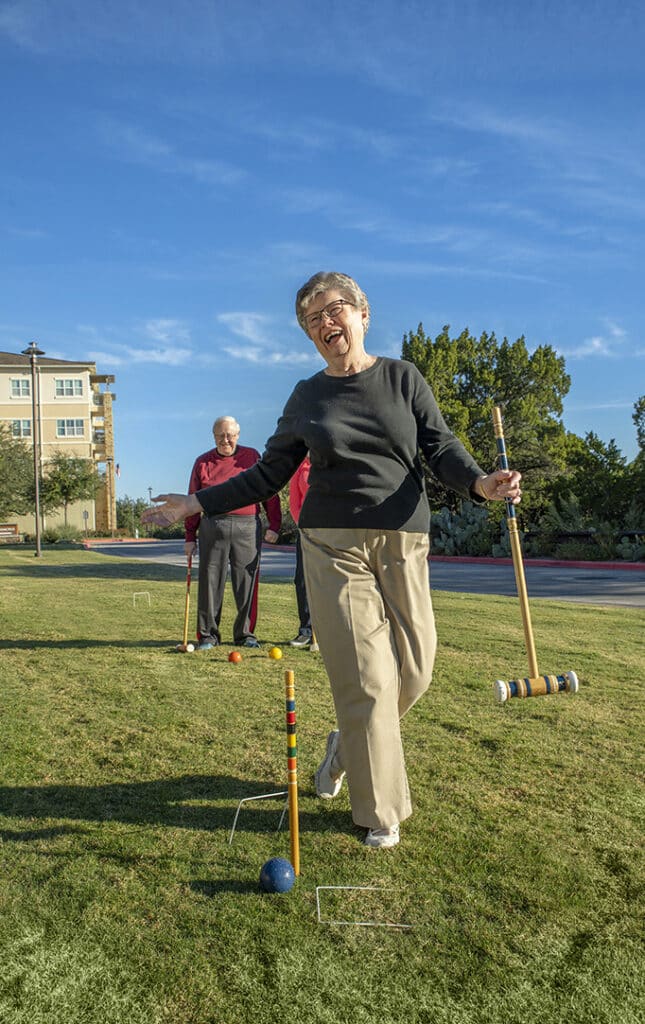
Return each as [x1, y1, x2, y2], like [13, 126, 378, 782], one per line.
[0, 639, 177, 650]
[190, 879, 260, 896]
[0, 774, 325, 834]
[0, 562, 184, 582]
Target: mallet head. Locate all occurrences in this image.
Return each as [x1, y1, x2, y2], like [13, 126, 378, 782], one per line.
[494, 670, 579, 702]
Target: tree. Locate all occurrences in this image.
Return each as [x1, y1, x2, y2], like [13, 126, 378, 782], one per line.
[40, 452, 101, 525]
[552, 431, 632, 525]
[0, 423, 34, 518]
[401, 324, 571, 520]
[117, 495, 151, 535]
[633, 395, 645, 453]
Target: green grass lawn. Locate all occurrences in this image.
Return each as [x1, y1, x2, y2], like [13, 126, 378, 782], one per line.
[0, 547, 642, 1024]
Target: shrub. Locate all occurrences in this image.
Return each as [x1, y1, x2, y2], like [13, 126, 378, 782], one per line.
[431, 501, 498, 556]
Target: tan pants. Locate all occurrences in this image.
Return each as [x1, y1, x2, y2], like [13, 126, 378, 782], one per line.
[300, 528, 437, 829]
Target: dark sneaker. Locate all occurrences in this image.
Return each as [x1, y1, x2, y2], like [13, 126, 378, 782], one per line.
[315, 730, 345, 799]
[364, 824, 400, 849]
[243, 637, 260, 648]
[289, 632, 312, 648]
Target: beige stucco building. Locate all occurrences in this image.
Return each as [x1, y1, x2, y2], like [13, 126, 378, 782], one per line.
[0, 349, 117, 535]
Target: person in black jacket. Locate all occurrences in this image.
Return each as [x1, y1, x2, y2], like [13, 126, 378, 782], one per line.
[142, 271, 521, 848]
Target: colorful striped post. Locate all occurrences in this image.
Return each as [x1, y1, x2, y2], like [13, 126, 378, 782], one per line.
[285, 669, 300, 875]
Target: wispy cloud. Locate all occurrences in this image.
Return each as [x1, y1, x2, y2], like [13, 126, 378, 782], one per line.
[567, 399, 635, 412]
[434, 104, 569, 150]
[216, 311, 318, 368]
[217, 313, 273, 347]
[5, 225, 48, 239]
[559, 321, 627, 359]
[98, 119, 246, 187]
[78, 320, 193, 367]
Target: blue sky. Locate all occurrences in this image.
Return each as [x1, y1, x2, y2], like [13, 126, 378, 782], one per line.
[1, 0, 644, 500]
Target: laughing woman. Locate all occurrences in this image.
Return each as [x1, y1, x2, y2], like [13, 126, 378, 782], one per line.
[142, 271, 521, 848]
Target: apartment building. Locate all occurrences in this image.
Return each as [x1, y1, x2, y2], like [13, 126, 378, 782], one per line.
[0, 350, 117, 534]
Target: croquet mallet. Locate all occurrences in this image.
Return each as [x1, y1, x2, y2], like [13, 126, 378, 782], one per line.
[176, 554, 194, 653]
[310, 628, 319, 653]
[491, 406, 579, 703]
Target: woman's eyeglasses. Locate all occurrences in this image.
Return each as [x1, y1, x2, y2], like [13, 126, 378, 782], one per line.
[305, 300, 354, 329]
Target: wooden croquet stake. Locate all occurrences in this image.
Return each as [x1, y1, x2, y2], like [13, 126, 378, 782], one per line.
[285, 669, 300, 875]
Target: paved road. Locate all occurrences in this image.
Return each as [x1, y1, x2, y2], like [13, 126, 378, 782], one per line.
[89, 540, 645, 608]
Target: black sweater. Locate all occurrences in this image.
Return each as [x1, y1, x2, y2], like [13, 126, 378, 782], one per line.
[197, 357, 484, 532]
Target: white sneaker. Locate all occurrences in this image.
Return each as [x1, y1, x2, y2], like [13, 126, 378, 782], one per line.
[364, 824, 400, 849]
[315, 730, 345, 799]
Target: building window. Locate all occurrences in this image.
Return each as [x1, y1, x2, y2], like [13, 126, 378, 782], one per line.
[57, 418, 85, 437]
[12, 419, 32, 438]
[55, 378, 83, 397]
[11, 379, 31, 398]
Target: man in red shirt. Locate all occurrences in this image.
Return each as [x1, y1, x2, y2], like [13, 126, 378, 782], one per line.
[184, 415, 281, 650]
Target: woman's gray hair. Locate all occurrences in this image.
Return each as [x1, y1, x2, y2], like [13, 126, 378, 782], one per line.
[295, 271, 370, 333]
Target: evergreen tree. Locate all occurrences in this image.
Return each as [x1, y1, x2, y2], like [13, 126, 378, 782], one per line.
[401, 324, 570, 520]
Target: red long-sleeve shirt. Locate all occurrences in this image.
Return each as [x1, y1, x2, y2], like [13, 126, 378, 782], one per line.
[288, 456, 310, 525]
[184, 445, 282, 543]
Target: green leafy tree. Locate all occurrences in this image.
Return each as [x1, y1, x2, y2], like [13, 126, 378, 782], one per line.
[401, 324, 570, 520]
[633, 395, 645, 453]
[40, 452, 101, 525]
[116, 495, 151, 535]
[553, 431, 630, 525]
[0, 422, 34, 518]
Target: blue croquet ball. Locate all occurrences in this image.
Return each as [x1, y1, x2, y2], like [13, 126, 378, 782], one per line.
[259, 856, 295, 894]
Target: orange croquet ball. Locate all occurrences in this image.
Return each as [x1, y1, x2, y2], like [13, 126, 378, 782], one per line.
[268, 646, 283, 660]
[228, 651, 242, 664]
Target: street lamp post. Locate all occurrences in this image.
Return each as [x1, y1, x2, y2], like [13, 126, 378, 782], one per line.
[21, 341, 45, 557]
[106, 456, 114, 537]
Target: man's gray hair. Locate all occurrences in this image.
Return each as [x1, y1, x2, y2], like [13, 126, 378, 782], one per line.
[212, 415, 240, 435]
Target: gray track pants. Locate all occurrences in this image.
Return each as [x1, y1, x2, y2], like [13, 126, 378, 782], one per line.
[196, 514, 261, 644]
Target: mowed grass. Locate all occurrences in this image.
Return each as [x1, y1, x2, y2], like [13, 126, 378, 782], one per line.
[0, 547, 642, 1024]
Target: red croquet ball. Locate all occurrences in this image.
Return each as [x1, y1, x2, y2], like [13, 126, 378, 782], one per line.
[228, 651, 242, 664]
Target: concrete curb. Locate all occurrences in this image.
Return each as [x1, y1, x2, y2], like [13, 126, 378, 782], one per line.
[83, 537, 644, 572]
[428, 554, 644, 572]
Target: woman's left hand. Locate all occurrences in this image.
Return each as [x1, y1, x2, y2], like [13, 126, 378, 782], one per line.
[474, 470, 522, 504]
[141, 493, 202, 526]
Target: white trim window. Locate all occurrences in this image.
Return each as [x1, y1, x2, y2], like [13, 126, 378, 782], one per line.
[12, 419, 32, 438]
[56, 418, 85, 437]
[55, 378, 83, 397]
[10, 379, 31, 398]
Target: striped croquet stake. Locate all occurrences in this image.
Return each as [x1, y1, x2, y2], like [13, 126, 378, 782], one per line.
[491, 406, 579, 703]
[285, 669, 300, 875]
